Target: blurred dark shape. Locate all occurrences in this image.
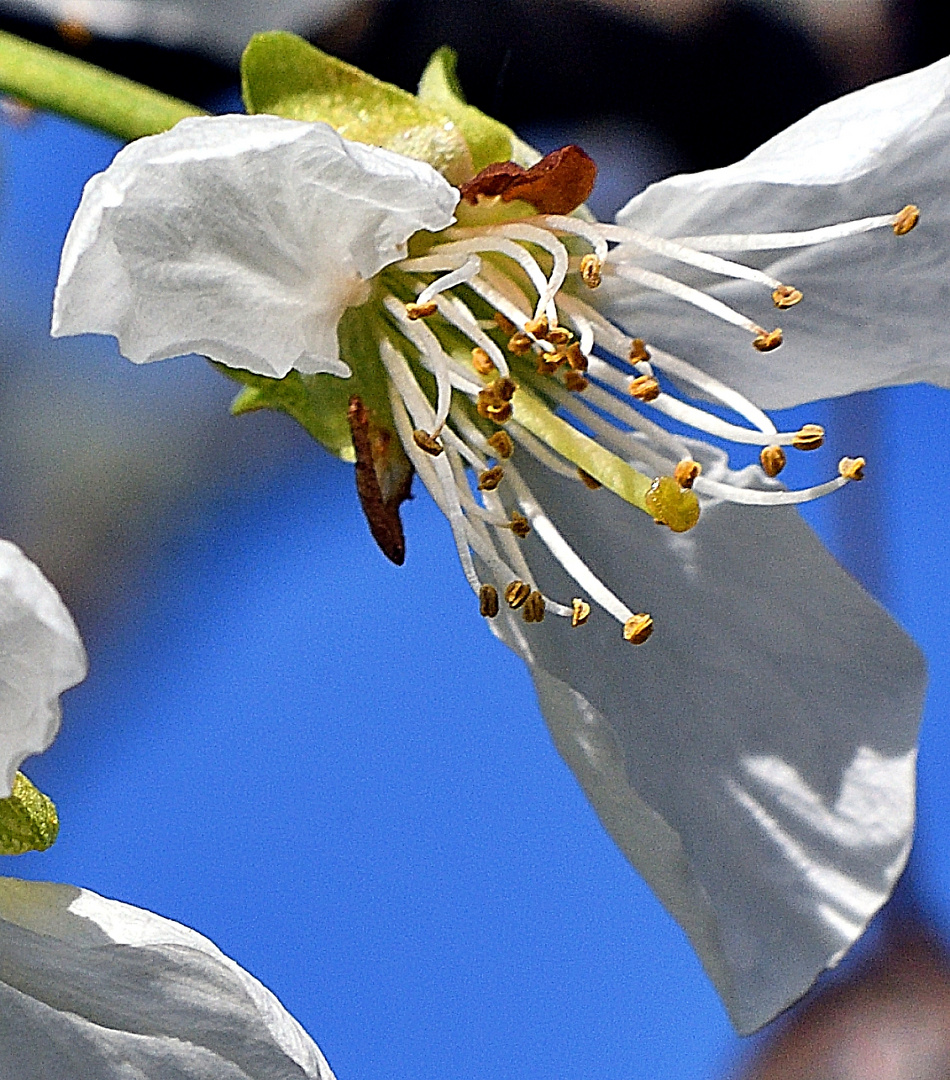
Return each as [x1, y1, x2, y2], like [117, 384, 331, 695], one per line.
[3, 0, 836, 170]
[734, 892, 950, 1080]
[0, 11, 235, 106]
[902, 0, 950, 69]
[343, 0, 834, 171]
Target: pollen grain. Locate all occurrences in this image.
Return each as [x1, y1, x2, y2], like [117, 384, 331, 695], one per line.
[504, 580, 531, 609]
[838, 456, 866, 481]
[893, 204, 920, 235]
[792, 424, 825, 451]
[412, 429, 444, 456]
[772, 285, 803, 309]
[623, 613, 654, 645]
[571, 598, 591, 627]
[752, 328, 783, 352]
[479, 583, 500, 618]
[760, 445, 787, 477]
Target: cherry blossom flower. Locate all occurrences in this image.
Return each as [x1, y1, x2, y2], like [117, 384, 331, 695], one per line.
[50, 53, 950, 1031]
[0, 538, 335, 1078]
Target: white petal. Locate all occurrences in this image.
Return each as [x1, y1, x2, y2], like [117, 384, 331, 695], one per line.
[489, 457, 925, 1033]
[612, 55, 950, 408]
[0, 540, 87, 797]
[0, 876, 335, 1079]
[52, 114, 459, 379]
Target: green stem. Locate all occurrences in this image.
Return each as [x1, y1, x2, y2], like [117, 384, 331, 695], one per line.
[0, 30, 206, 141]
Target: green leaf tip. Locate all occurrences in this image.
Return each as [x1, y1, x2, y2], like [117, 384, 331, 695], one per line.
[0, 772, 60, 856]
[417, 47, 514, 172]
[240, 31, 474, 184]
[218, 364, 357, 463]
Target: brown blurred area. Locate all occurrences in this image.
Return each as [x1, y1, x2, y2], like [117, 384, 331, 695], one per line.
[733, 887, 950, 1080]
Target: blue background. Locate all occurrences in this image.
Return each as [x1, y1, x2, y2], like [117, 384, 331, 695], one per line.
[3, 108, 950, 1080]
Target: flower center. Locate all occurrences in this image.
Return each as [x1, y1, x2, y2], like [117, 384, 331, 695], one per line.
[359, 163, 918, 644]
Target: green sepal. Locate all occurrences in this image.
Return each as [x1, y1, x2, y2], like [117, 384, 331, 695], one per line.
[417, 47, 513, 172]
[222, 367, 357, 463]
[241, 32, 473, 184]
[216, 303, 403, 464]
[0, 773, 59, 856]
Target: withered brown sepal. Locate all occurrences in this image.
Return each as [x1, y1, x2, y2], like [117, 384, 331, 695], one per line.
[458, 145, 597, 216]
[347, 395, 414, 565]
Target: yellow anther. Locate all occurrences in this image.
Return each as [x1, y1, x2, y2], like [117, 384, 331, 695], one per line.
[406, 300, 438, 320]
[792, 423, 825, 451]
[580, 253, 603, 288]
[487, 431, 514, 458]
[492, 377, 517, 401]
[673, 459, 702, 489]
[412, 429, 444, 456]
[752, 328, 783, 352]
[564, 371, 589, 393]
[536, 354, 565, 376]
[507, 332, 534, 355]
[893, 204, 920, 236]
[838, 456, 866, 481]
[578, 468, 602, 490]
[478, 400, 513, 425]
[471, 346, 496, 376]
[772, 285, 803, 309]
[759, 445, 787, 477]
[571, 598, 591, 627]
[479, 583, 500, 618]
[494, 311, 518, 335]
[645, 475, 701, 533]
[628, 338, 651, 364]
[623, 613, 654, 645]
[547, 326, 574, 346]
[565, 342, 589, 372]
[628, 374, 661, 402]
[504, 580, 531, 609]
[478, 465, 505, 491]
[509, 512, 531, 538]
[522, 590, 546, 623]
[477, 377, 517, 422]
[524, 315, 550, 338]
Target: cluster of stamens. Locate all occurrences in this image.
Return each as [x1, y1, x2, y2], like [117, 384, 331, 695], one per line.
[375, 196, 918, 644]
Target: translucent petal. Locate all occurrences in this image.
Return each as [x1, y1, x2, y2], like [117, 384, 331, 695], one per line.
[52, 114, 459, 379]
[488, 456, 925, 1033]
[0, 876, 335, 1078]
[0, 540, 87, 797]
[612, 55, 950, 408]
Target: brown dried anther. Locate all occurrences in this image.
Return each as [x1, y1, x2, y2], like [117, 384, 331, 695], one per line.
[509, 512, 531, 538]
[487, 431, 514, 459]
[458, 145, 597, 216]
[479, 583, 500, 618]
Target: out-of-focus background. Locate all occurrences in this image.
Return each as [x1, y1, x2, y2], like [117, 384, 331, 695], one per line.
[3, 2, 950, 1077]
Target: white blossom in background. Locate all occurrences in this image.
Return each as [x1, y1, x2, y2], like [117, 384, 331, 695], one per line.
[51, 55, 950, 1032]
[0, 539, 335, 1078]
[0, 537, 86, 797]
[0, 876, 337, 1079]
[0, 0, 361, 62]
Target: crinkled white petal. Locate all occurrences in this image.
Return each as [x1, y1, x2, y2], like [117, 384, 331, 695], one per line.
[0, 876, 335, 1079]
[0, 540, 87, 798]
[487, 456, 924, 1034]
[52, 114, 459, 379]
[611, 54, 950, 408]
